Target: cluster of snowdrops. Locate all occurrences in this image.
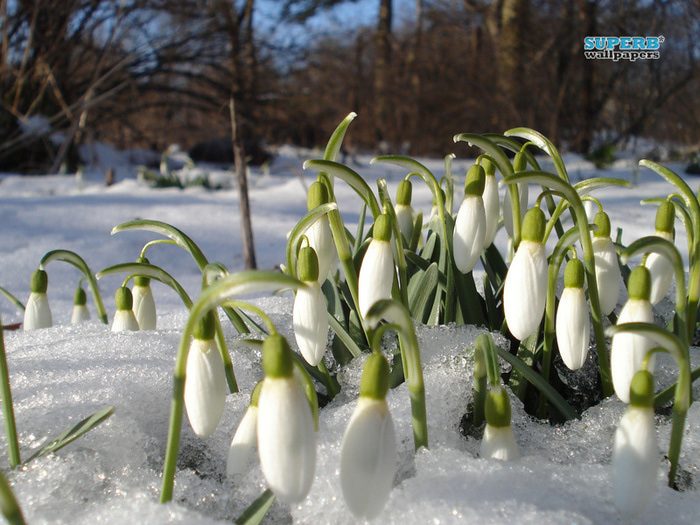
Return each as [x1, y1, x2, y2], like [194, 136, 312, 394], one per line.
[1, 114, 697, 524]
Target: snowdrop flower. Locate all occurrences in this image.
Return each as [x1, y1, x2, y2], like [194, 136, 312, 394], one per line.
[645, 201, 675, 305]
[257, 333, 316, 504]
[340, 352, 396, 520]
[591, 211, 621, 315]
[394, 179, 415, 245]
[226, 381, 262, 477]
[358, 214, 395, 321]
[453, 164, 486, 273]
[305, 181, 337, 283]
[556, 258, 590, 370]
[480, 385, 520, 461]
[70, 285, 90, 324]
[611, 266, 655, 404]
[503, 207, 547, 340]
[111, 286, 139, 332]
[184, 311, 227, 438]
[481, 158, 500, 249]
[132, 257, 156, 330]
[23, 269, 52, 330]
[293, 246, 329, 366]
[612, 370, 658, 518]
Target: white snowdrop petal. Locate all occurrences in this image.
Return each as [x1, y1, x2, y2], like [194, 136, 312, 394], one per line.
[555, 287, 590, 370]
[111, 309, 139, 332]
[306, 216, 337, 282]
[645, 251, 674, 305]
[293, 281, 329, 366]
[71, 304, 90, 324]
[132, 284, 157, 330]
[184, 338, 228, 439]
[592, 236, 622, 315]
[482, 175, 500, 248]
[257, 377, 316, 504]
[226, 405, 258, 477]
[612, 406, 658, 517]
[358, 240, 394, 320]
[503, 240, 547, 340]
[480, 424, 520, 461]
[611, 299, 656, 404]
[395, 204, 414, 244]
[23, 292, 52, 330]
[453, 195, 486, 273]
[340, 397, 397, 520]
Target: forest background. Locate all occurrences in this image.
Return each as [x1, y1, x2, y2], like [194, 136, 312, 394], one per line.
[1, 0, 699, 174]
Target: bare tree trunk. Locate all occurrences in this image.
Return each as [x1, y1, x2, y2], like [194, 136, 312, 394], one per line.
[406, 0, 423, 147]
[374, 0, 393, 145]
[497, 0, 528, 124]
[577, 0, 597, 153]
[230, 96, 257, 270]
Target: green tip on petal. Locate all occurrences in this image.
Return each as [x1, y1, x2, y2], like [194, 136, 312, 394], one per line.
[521, 207, 546, 243]
[373, 214, 392, 242]
[628, 265, 651, 301]
[298, 246, 320, 282]
[655, 201, 675, 234]
[262, 333, 294, 379]
[30, 269, 49, 293]
[193, 310, 216, 340]
[308, 181, 330, 210]
[359, 352, 391, 400]
[485, 386, 511, 427]
[74, 286, 87, 306]
[513, 151, 527, 172]
[464, 164, 486, 196]
[629, 370, 655, 408]
[564, 258, 585, 289]
[397, 179, 412, 205]
[593, 211, 611, 238]
[250, 380, 263, 407]
[480, 157, 495, 176]
[115, 286, 133, 311]
[135, 256, 151, 287]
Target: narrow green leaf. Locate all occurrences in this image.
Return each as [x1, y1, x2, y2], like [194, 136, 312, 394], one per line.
[504, 127, 570, 182]
[407, 262, 439, 323]
[25, 406, 116, 463]
[328, 313, 363, 358]
[573, 177, 633, 195]
[453, 134, 513, 178]
[97, 262, 193, 309]
[323, 112, 357, 162]
[0, 286, 24, 312]
[235, 489, 276, 525]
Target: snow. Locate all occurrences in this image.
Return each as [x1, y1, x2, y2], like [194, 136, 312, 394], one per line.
[1, 141, 699, 524]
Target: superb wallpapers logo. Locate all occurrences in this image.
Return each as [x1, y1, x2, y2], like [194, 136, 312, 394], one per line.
[583, 36, 664, 61]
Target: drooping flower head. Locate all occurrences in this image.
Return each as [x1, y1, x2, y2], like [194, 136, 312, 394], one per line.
[24, 269, 52, 330]
[226, 381, 262, 477]
[340, 352, 396, 520]
[611, 266, 656, 404]
[480, 385, 520, 461]
[503, 206, 547, 340]
[556, 258, 590, 370]
[395, 178, 415, 245]
[358, 213, 395, 321]
[645, 201, 675, 305]
[293, 246, 329, 366]
[70, 285, 90, 324]
[306, 181, 337, 283]
[132, 257, 156, 330]
[591, 211, 621, 315]
[453, 164, 486, 273]
[481, 158, 500, 249]
[257, 333, 316, 504]
[612, 370, 658, 517]
[184, 311, 227, 438]
[111, 286, 139, 332]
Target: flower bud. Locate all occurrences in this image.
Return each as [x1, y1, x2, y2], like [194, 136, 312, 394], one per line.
[293, 248, 329, 366]
[454, 166, 487, 273]
[71, 286, 90, 324]
[111, 286, 139, 332]
[395, 179, 414, 243]
[24, 270, 52, 330]
[592, 211, 621, 315]
[226, 381, 263, 477]
[482, 160, 500, 249]
[358, 215, 395, 320]
[306, 181, 337, 282]
[556, 259, 590, 370]
[480, 386, 520, 461]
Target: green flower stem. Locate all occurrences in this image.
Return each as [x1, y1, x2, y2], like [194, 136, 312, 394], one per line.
[540, 228, 582, 418]
[316, 358, 340, 399]
[366, 299, 428, 451]
[201, 263, 253, 335]
[0, 287, 24, 313]
[640, 160, 700, 344]
[505, 127, 571, 183]
[606, 322, 691, 488]
[221, 300, 277, 338]
[443, 154, 456, 215]
[97, 262, 193, 308]
[377, 178, 410, 308]
[501, 171, 613, 397]
[39, 249, 108, 324]
[620, 237, 687, 346]
[160, 271, 304, 503]
[0, 318, 20, 468]
[0, 469, 26, 525]
[140, 239, 177, 258]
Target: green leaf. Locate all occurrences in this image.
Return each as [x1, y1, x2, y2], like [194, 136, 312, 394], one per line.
[408, 262, 439, 324]
[453, 134, 513, 178]
[235, 489, 276, 525]
[573, 177, 633, 195]
[97, 262, 193, 309]
[328, 313, 363, 359]
[25, 407, 116, 464]
[324, 112, 357, 162]
[504, 127, 570, 182]
[0, 286, 24, 312]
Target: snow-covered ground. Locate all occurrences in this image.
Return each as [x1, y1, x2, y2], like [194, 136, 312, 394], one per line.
[0, 140, 699, 524]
